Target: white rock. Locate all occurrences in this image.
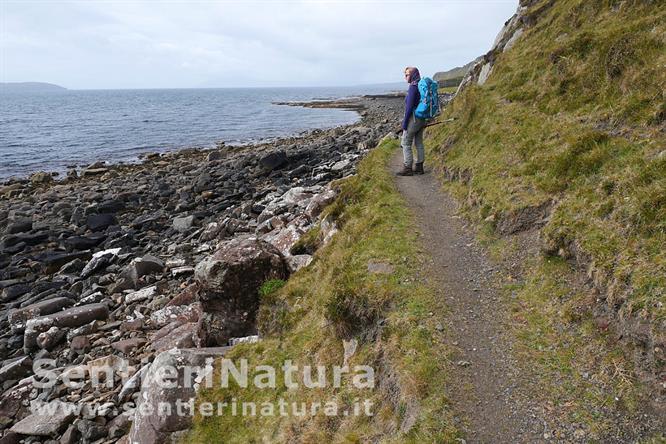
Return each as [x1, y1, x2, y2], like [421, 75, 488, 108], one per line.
[92, 248, 121, 259]
[478, 63, 493, 85]
[173, 215, 195, 233]
[165, 257, 186, 268]
[229, 335, 260, 346]
[343, 338, 358, 366]
[125, 286, 158, 304]
[286, 254, 313, 273]
[171, 266, 194, 277]
[331, 159, 351, 172]
[503, 27, 524, 52]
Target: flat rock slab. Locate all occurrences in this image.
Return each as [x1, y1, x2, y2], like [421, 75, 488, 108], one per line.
[37, 251, 92, 274]
[151, 322, 198, 352]
[10, 400, 74, 436]
[0, 356, 33, 381]
[129, 347, 231, 443]
[86, 213, 117, 232]
[112, 337, 148, 354]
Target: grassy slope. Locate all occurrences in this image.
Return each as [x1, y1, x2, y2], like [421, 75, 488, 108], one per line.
[429, 0, 666, 328]
[189, 140, 459, 443]
[426, 0, 665, 437]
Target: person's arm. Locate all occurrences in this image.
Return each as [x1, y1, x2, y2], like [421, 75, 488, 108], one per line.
[402, 84, 419, 130]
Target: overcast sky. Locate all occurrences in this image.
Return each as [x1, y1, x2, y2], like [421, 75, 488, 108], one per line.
[0, 0, 518, 89]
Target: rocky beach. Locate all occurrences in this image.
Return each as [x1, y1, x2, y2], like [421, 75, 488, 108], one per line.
[0, 95, 404, 443]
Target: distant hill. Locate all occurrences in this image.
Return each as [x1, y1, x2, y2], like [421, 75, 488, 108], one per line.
[0, 82, 67, 93]
[433, 58, 482, 87]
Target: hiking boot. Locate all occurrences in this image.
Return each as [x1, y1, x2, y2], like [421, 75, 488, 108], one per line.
[414, 163, 424, 175]
[397, 164, 413, 176]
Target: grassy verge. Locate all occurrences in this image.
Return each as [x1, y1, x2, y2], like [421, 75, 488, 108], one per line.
[435, 179, 661, 438]
[507, 256, 644, 436]
[188, 140, 459, 443]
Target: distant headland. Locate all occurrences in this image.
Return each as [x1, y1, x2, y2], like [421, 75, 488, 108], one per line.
[0, 82, 67, 93]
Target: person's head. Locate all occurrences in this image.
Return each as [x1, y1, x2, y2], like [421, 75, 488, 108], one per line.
[404, 67, 421, 85]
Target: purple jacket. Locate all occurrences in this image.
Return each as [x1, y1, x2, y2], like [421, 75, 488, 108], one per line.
[402, 84, 421, 130]
[403, 68, 422, 130]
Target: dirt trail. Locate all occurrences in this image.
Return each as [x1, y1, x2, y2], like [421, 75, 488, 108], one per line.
[390, 151, 547, 443]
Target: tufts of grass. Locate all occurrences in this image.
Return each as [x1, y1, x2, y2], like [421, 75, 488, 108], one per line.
[504, 255, 653, 439]
[290, 224, 322, 255]
[259, 279, 287, 298]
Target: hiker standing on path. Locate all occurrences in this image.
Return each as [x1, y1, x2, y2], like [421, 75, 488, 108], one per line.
[398, 66, 426, 176]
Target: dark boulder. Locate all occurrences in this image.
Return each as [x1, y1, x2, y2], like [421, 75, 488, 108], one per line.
[36, 250, 92, 274]
[62, 233, 106, 251]
[0, 283, 31, 303]
[194, 237, 288, 345]
[1, 232, 49, 249]
[97, 199, 125, 214]
[76, 419, 108, 441]
[259, 151, 288, 171]
[5, 218, 32, 235]
[86, 213, 117, 232]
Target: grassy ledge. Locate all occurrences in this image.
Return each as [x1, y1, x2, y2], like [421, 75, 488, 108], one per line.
[188, 140, 459, 443]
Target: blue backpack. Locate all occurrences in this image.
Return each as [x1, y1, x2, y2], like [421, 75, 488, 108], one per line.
[414, 77, 440, 120]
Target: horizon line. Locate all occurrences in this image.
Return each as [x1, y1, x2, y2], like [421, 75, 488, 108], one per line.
[0, 80, 408, 92]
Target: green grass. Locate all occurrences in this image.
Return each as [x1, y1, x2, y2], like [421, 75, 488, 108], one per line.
[189, 140, 459, 443]
[438, 86, 458, 94]
[504, 255, 652, 438]
[428, 0, 666, 325]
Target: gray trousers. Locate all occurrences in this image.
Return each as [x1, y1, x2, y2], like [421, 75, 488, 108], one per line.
[401, 115, 426, 166]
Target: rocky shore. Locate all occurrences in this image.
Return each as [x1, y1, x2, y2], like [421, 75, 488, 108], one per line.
[0, 95, 404, 443]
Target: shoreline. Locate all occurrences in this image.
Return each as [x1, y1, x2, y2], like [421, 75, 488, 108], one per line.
[0, 96, 398, 193]
[1, 93, 403, 186]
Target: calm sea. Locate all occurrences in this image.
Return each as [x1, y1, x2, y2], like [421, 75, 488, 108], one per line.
[0, 84, 401, 180]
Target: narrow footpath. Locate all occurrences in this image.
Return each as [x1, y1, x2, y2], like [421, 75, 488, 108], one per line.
[390, 151, 547, 444]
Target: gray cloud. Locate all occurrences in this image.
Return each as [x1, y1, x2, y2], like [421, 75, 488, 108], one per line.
[1, 0, 518, 89]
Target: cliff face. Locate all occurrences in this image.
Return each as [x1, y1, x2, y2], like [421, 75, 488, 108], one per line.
[431, 0, 666, 379]
[432, 58, 481, 87]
